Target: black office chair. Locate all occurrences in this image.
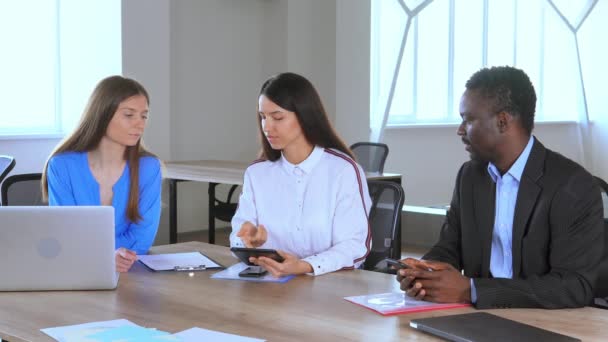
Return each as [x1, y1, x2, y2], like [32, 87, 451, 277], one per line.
[1, 173, 45, 206]
[593, 176, 608, 308]
[210, 183, 240, 222]
[363, 180, 405, 272]
[0, 155, 16, 187]
[350, 142, 389, 173]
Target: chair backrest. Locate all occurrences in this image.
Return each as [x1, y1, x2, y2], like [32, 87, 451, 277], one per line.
[596, 176, 608, 220]
[1, 173, 45, 206]
[363, 180, 405, 271]
[350, 142, 389, 174]
[0, 155, 16, 185]
[593, 176, 608, 298]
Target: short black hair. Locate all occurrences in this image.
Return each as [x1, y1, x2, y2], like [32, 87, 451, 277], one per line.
[466, 66, 536, 135]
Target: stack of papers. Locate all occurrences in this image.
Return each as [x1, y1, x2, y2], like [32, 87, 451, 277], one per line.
[42, 319, 265, 342]
[344, 292, 470, 316]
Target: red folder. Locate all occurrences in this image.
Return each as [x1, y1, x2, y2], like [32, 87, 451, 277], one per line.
[344, 292, 471, 316]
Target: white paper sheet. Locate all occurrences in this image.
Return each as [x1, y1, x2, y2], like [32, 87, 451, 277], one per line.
[174, 327, 265, 342]
[41, 319, 137, 342]
[138, 252, 222, 271]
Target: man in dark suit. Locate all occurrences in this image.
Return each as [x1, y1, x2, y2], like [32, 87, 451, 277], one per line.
[397, 66, 604, 309]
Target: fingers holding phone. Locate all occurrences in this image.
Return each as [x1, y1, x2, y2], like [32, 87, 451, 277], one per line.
[385, 258, 411, 270]
[255, 250, 313, 277]
[393, 258, 431, 300]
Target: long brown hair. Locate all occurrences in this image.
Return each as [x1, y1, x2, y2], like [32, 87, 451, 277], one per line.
[257, 72, 354, 161]
[42, 75, 155, 223]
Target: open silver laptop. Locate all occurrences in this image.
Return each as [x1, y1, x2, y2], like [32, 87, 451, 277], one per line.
[0, 206, 119, 291]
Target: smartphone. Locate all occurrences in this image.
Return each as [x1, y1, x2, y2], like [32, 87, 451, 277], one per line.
[238, 266, 268, 278]
[230, 247, 285, 266]
[384, 258, 411, 270]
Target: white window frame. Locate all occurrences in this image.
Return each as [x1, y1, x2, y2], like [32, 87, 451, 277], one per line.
[370, 0, 600, 134]
[0, 0, 122, 139]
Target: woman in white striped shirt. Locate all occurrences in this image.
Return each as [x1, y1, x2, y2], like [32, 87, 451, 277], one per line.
[230, 72, 372, 277]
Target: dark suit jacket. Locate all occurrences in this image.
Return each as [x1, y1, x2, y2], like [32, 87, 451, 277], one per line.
[424, 138, 604, 309]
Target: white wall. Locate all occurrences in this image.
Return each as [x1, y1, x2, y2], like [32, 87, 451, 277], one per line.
[0, 138, 59, 175]
[167, 0, 278, 234]
[335, 0, 371, 144]
[286, 0, 337, 122]
[383, 123, 583, 206]
[122, 0, 171, 161]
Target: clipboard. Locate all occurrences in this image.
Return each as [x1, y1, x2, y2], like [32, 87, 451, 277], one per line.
[138, 252, 224, 272]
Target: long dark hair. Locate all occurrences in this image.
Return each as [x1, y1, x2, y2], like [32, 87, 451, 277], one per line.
[42, 75, 155, 223]
[258, 72, 353, 161]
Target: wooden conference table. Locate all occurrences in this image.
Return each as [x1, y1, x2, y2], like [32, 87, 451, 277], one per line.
[1, 241, 606, 341]
[164, 160, 402, 244]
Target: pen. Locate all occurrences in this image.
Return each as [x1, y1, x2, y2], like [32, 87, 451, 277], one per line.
[174, 264, 206, 271]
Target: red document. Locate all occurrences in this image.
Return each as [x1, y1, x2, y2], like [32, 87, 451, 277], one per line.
[344, 292, 471, 316]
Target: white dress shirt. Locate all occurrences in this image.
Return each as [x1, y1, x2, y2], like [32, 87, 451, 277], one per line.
[470, 136, 534, 302]
[230, 146, 372, 276]
[487, 136, 534, 278]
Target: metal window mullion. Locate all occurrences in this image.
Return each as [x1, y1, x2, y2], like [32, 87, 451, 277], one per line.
[55, 0, 62, 133]
[513, 0, 518, 65]
[482, 0, 488, 67]
[412, 16, 418, 118]
[538, 1, 545, 119]
[379, 2, 412, 140]
[370, 1, 379, 119]
[447, 0, 455, 121]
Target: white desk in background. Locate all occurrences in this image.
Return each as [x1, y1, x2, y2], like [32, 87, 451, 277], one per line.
[164, 160, 401, 247]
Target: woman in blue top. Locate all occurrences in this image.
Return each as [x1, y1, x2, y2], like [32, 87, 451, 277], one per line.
[41, 75, 162, 272]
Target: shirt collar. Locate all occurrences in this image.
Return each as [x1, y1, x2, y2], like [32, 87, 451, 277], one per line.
[487, 136, 535, 183]
[280, 145, 324, 175]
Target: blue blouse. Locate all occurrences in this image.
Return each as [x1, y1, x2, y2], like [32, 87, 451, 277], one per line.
[47, 151, 162, 254]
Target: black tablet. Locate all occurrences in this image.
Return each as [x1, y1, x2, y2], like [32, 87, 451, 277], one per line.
[230, 247, 285, 265]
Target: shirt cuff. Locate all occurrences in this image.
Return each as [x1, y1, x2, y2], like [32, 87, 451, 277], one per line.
[470, 278, 477, 304]
[302, 254, 330, 276]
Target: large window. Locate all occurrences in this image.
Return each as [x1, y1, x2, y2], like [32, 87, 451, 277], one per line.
[371, 0, 607, 126]
[0, 0, 122, 137]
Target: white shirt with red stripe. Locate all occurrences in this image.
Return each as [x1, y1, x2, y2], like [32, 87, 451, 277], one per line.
[230, 145, 372, 276]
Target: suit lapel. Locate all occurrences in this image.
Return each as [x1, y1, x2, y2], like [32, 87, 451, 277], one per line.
[511, 138, 545, 276]
[473, 165, 495, 278]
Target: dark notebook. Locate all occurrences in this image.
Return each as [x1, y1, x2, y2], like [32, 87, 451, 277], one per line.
[409, 312, 580, 342]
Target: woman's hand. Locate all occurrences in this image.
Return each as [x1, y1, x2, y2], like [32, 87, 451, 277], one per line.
[236, 221, 267, 248]
[115, 247, 138, 272]
[251, 250, 313, 277]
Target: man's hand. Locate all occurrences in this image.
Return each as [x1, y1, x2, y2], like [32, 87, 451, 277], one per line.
[236, 221, 267, 248]
[395, 258, 442, 299]
[397, 259, 471, 303]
